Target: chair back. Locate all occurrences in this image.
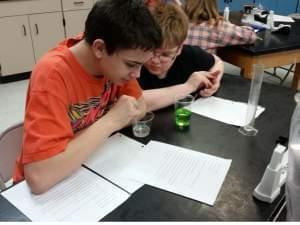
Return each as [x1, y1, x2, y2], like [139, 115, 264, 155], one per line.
[0, 122, 23, 190]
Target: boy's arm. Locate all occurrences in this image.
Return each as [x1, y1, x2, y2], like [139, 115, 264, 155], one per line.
[136, 95, 147, 118]
[200, 54, 224, 97]
[24, 95, 143, 194]
[209, 55, 224, 82]
[143, 71, 213, 111]
[143, 84, 193, 112]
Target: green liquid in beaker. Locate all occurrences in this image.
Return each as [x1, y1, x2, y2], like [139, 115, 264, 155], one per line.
[175, 108, 192, 130]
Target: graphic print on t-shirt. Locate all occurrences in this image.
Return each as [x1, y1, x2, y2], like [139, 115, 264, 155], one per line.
[68, 81, 117, 132]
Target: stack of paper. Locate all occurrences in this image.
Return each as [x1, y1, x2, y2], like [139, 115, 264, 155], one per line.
[84, 133, 145, 193]
[1, 133, 232, 221]
[120, 141, 231, 205]
[191, 96, 265, 126]
[1, 168, 129, 222]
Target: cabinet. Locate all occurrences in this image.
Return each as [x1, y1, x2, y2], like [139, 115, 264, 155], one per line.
[0, 0, 64, 77]
[62, 0, 94, 37]
[0, 16, 35, 76]
[29, 12, 65, 61]
[63, 10, 90, 37]
[0, 0, 100, 77]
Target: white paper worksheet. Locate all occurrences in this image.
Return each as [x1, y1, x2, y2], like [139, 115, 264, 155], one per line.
[191, 96, 265, 126]
[121, 141, 231, 205]
[1, 167, 129, 221]
[84, 133, 145, 193]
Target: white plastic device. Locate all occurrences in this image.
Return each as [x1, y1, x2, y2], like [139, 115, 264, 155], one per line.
[253, 144, 288, 203]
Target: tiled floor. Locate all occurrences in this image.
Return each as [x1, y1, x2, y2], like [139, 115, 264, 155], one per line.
[0, 63, 294, 133]
[0, 79, 28, 133]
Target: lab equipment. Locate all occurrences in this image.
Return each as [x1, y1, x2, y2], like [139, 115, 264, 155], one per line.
[253, 144, 288, 203]
[224, 6, 230, 22]
[239, 64, 264, 136]
[267, 10, 274, 29]
[286, 93, 300, 221]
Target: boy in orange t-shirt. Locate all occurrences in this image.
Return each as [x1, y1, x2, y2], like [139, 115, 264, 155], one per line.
[14, 0, 162, 194]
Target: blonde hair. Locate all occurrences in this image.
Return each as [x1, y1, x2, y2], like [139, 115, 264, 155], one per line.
[152, 3, 189, 48]
[183, 0, 223, 25]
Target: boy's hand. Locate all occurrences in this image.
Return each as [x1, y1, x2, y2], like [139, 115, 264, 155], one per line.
[105, 95, 142, 131]
[200, 70, 221, 97]
[185, 71, 213, 93]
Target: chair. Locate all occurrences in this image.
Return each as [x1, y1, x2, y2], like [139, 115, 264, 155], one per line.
[264, 64, 295, 85]
[0, 122, 23, 190]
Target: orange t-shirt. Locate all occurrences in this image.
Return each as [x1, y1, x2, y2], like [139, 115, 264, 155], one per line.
[13, 35, 142, 183]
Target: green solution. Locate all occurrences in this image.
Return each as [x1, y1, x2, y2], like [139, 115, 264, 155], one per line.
[175, 107, 192, 129]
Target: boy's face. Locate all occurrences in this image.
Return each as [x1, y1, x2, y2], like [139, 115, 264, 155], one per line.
[96, 48, 153, 85]
[143, 45, 182, 78]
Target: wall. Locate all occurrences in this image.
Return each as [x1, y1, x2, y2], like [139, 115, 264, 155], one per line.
[218, 0, 299, 15]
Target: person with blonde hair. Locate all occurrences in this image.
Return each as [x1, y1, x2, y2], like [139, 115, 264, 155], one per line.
[183, 0, 256, 54]
[139, 3, 224, 111]
[145, 0, 182, 11]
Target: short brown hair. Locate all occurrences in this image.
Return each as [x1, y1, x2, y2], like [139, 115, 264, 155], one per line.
[183, 0, 223, 25]
[152, 3, 188, 48]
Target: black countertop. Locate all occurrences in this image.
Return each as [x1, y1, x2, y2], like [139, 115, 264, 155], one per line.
[0, 74, 296, 221]
[225, 12, 300, 55]
[103, 74, 295, 221]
